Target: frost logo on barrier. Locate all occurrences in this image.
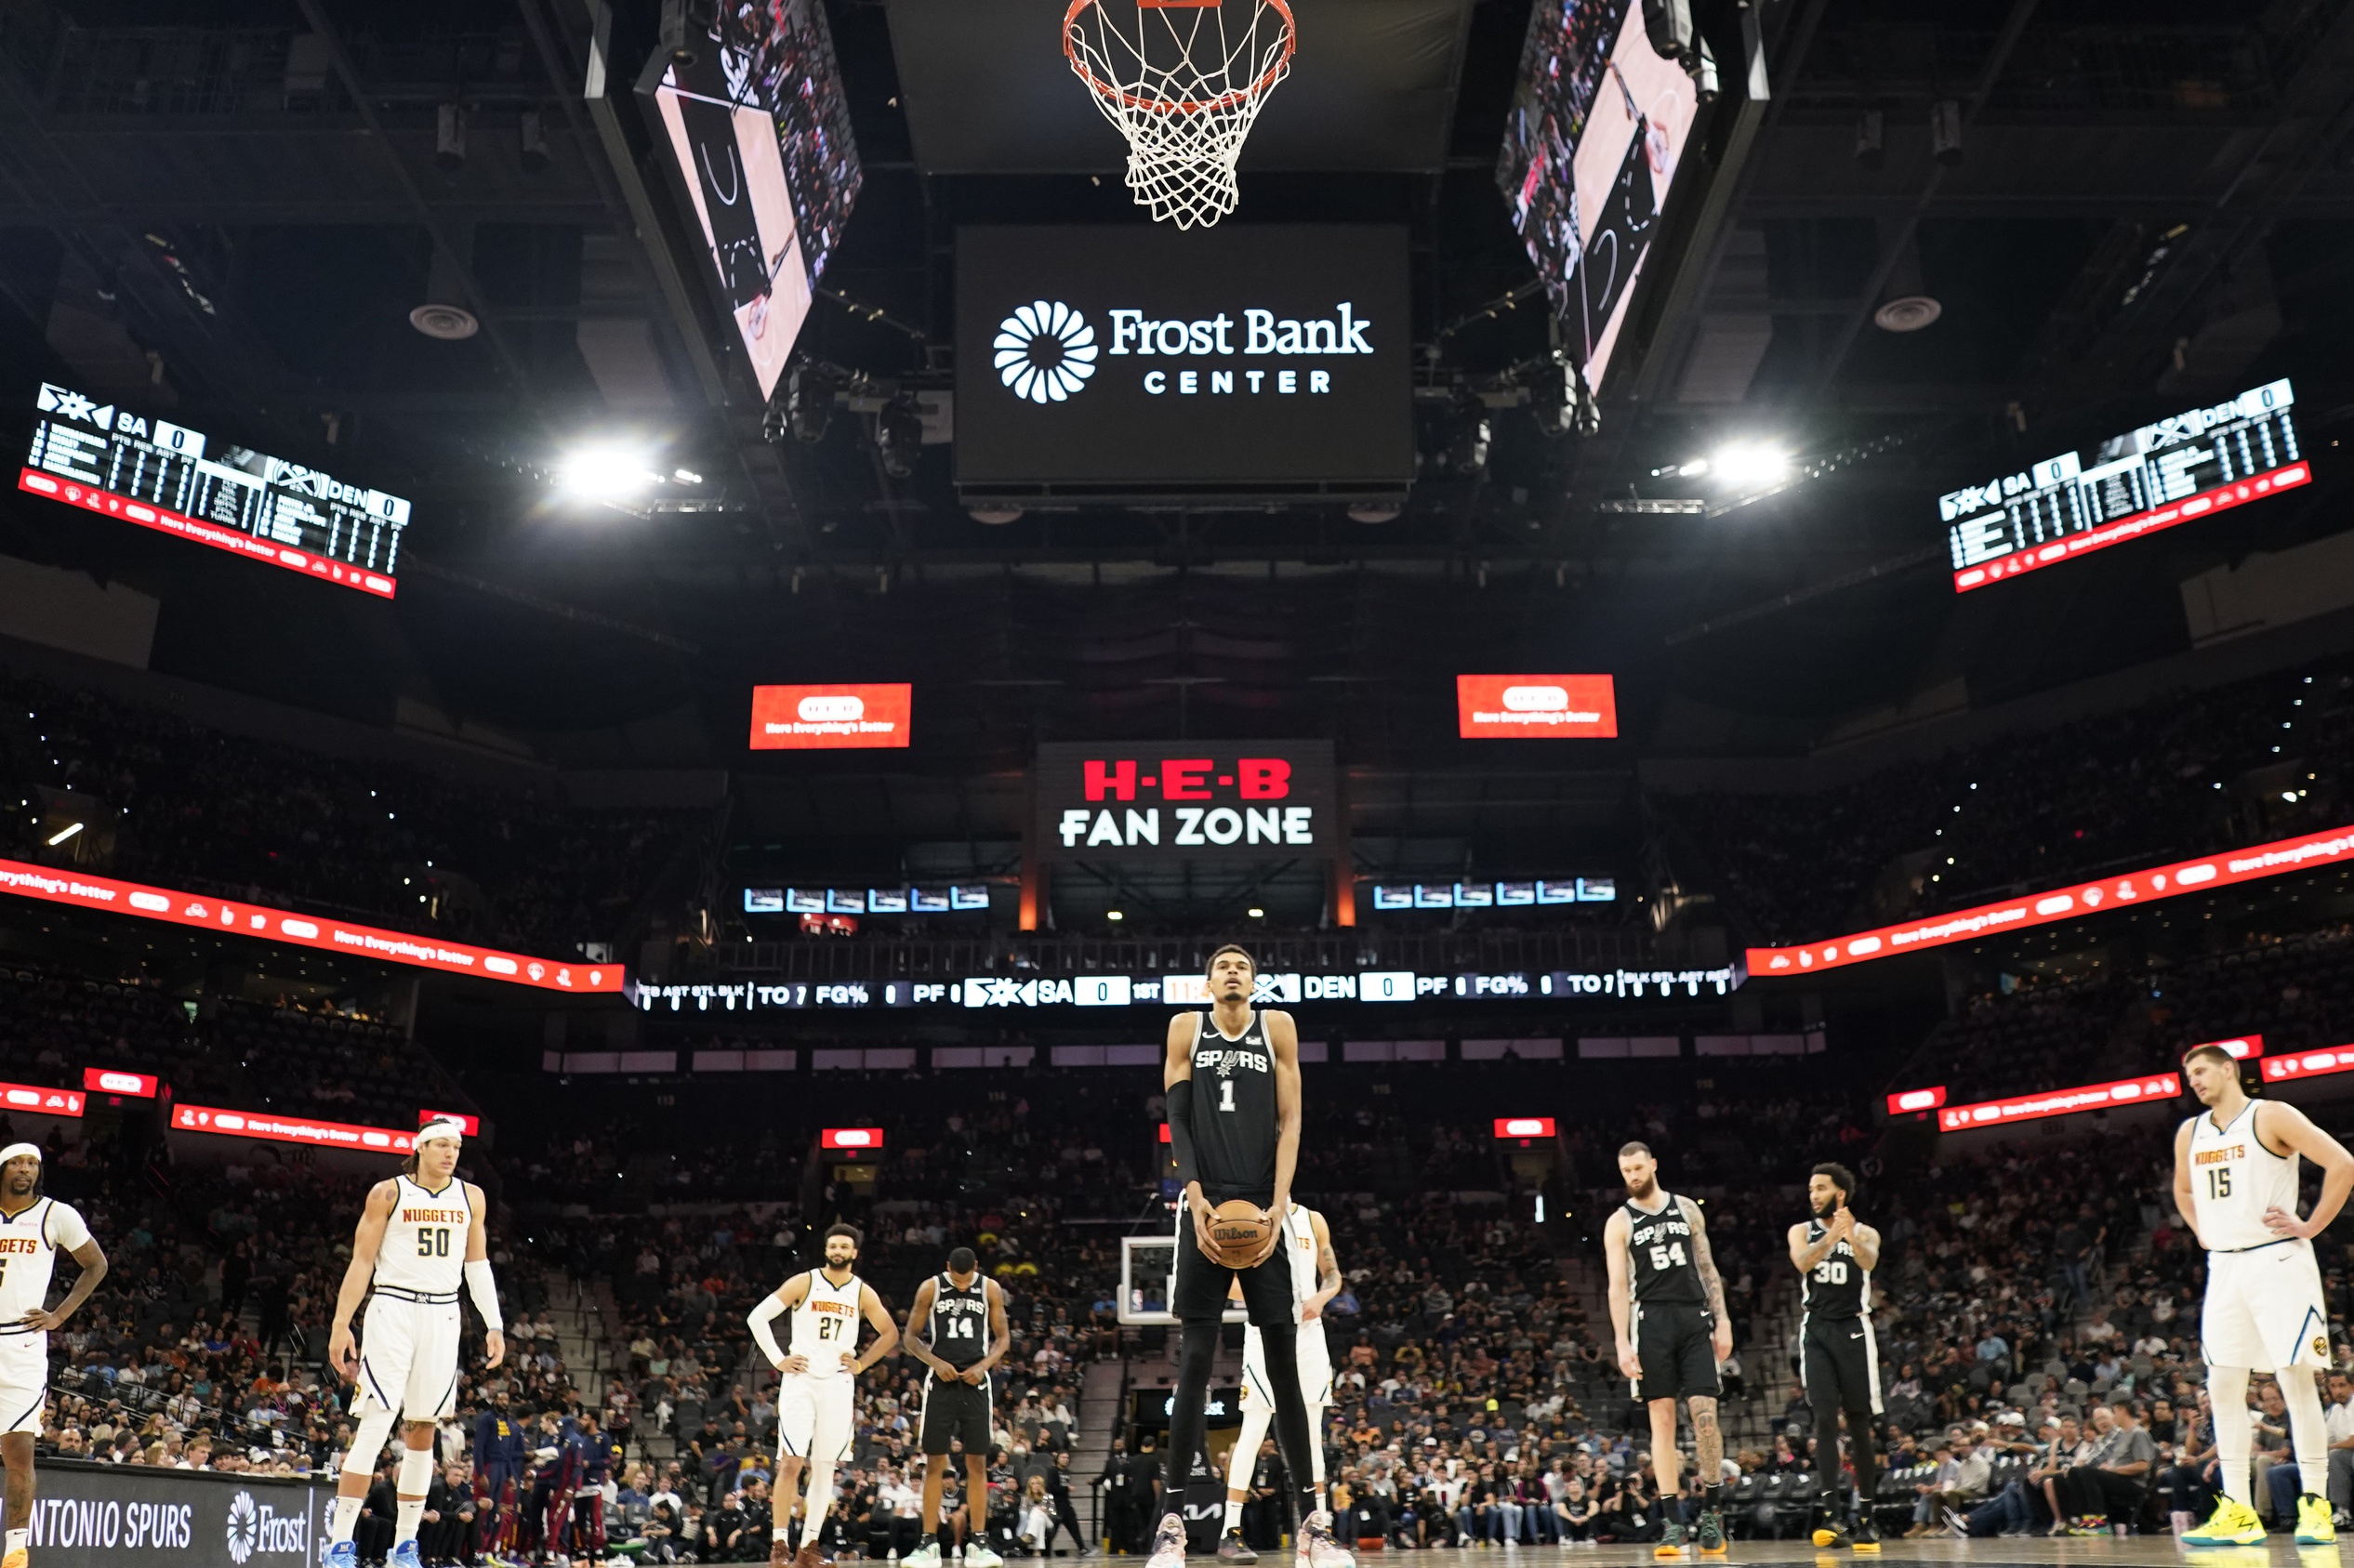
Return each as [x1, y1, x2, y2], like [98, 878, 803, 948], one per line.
[995, 302, 1098, 402]
[225, 1491, 258, 1563]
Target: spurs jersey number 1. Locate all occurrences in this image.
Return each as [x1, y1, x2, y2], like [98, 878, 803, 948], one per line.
[0, 1198, 91, 1332]
[2189, 1103, 2301, 1252]
[791, 1271, 865, 1379]
[375, 1176, 470, 1296]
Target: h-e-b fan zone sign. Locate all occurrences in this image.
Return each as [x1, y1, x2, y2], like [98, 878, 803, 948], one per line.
[1035, 741, 1335, 863]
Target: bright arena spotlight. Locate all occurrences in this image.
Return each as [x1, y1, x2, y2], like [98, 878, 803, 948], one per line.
[7, 1, 2354, 1562]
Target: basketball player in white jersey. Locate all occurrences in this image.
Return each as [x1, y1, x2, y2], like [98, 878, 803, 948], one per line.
[0, 1143, 105, 1568]
[1217, 1202, 1341, 1563]
[324, 1119, 504, 1568]
[2173, 1043, 2353, 1548]
[749, 1223, 902, 1568]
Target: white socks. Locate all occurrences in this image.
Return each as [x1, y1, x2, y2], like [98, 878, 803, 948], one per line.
[2281, 1369, 2331, 1497]
[329, 1495, 364, 1545]
[2209, 1366, 2255, 1506]
[1225, 1498, 1246, 1532]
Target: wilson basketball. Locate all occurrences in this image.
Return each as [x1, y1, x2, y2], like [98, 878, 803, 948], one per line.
[1207, 1200, 1272, 1267]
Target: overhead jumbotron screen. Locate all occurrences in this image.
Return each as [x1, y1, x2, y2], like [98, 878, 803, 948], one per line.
[1945, 378, 2308, 591]
[639, 0, 861, 401]
[1498, 0, 1699, 397]
[18, 381, 407, 597]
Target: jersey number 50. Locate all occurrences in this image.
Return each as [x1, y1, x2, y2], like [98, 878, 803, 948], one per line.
[417, 1228, 453, 1258]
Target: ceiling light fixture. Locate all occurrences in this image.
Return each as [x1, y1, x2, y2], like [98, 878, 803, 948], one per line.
[555, 445, 663, 501]
[46, 822, 83, 846]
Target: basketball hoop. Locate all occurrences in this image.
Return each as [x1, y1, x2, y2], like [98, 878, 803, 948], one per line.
[1064, 0, 1297, 230]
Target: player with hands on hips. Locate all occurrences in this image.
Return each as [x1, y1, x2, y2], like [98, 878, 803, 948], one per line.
[0, 1143, 107, 1568]
[322, 1119, 504, 1568]
[748, 1224, 901, 1568]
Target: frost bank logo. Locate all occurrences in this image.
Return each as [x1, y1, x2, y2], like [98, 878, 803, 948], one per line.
[994, 301, 1099, 403]
[225, 1490, 257, 1562]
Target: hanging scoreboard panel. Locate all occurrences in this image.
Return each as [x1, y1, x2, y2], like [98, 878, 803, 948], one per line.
[1944, 378, 2307, 593]
[18, 382, 408, 598]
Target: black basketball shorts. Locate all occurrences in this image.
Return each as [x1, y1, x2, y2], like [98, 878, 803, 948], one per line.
[1631, 1299, 1721, 1403]
[919, 1372, 993, 1456]
[1170, 1198, 1298, 1327]
[1800, 1315, 1883, 1416]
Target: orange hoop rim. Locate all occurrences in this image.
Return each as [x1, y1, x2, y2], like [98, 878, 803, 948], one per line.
[1063, 0, 1297, 118]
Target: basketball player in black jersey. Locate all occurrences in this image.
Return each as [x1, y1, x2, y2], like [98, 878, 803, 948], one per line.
[901, 1248, 1011, 1568]
[1603, 1142, 1732, 1559]
[1155, 945, 1353, 1568]
[1786, 1163, 1882, 1552]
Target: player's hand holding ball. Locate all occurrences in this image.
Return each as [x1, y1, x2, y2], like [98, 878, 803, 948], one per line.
[1205, 1200, 1278, 1268]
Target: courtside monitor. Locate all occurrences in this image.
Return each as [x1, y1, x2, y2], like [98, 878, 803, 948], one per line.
[639, 0, 861, 400]
[1498, 0, 1701, 396]
[748, 683, 912, 749]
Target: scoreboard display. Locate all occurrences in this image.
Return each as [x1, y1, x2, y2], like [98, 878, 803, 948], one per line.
[18, 382, 408, 598]
[1945, 378, 2306, 592]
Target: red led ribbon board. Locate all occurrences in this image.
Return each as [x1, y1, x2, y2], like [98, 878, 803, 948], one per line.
[2262, 1048, 2354, 1086]
[749, 684, 912, 750]
[1493, 1116, 1557, 1139]
[821, 1127, 884, 1149]
[174, 1104, 414, 1154]
[17, 468, 399, 598]
[0, 856, 624, 995]
[418, 1109, 482, 1135]
[1937, 1073, 2180, 1133]
[1457, 675, 1618, 739]
[1952, 463, 2309, 593]
[2196, 1035, 2264, 1061]
[1885, 1086, 1948, 1115]
[1749, 824, 2354, 977]
[82, 1067, 158, 1098]
[0, 1081, 84, 1118]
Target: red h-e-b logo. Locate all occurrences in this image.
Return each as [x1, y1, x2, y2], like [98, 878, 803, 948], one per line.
[1083, 758, 1292, 801]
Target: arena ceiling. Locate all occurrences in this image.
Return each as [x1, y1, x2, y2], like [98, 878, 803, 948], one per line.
[0, 0, 2351, 774]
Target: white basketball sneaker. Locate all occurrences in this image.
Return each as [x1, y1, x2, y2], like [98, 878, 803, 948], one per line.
[967, 1541, 1006, 1568]
[1147, 1513, 1190, 1568]
[1297, 1511, 1356, 1568]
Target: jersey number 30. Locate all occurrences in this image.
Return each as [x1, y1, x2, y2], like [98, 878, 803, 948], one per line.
[1812, 1259, 1849, 1285]
[417, 1228, 453, 1258]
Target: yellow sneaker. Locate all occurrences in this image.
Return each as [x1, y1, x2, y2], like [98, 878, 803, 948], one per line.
[2184, 1496, 2266, 1548]
[2296, 1493, 2336, 1546]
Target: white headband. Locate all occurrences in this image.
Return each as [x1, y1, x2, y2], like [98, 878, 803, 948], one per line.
[416, 1119, 467, 1148]
[0, 1143, 38, 1166]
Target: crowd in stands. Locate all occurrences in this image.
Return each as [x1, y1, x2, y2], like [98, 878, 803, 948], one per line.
[0, 667, 694, 956]
[1892, 918, 2354, 1105]
[1671, 656, 2353, 946]
[0, 961, 472, 1135]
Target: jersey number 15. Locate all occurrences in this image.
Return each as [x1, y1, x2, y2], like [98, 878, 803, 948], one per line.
[2205, 1167, 2232, 1200]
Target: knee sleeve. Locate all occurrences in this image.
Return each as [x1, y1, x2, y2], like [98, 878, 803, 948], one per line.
[345, 1408, 399, 1479]
[398, 1443, 437, 1497]
[1846, 1413, 1879, 1495]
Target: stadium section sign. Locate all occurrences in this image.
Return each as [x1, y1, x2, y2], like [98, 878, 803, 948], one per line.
[1748, 823, 2354, 976]
[0, 857, 623, 995]
[23, 1459, 325, 1568]
[956, 226, 1411, 489]
[1034, 740, 1335, 863]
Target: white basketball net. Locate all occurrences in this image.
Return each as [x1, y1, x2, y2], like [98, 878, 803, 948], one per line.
[1064, 0, 1297, 230]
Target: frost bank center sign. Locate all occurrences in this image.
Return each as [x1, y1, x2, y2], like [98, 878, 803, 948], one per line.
[956, 225, 1412, 488]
